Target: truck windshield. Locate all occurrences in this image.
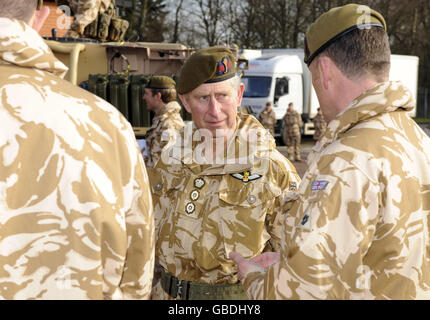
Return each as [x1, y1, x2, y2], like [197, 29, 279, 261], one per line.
[242, 76, 272, 98]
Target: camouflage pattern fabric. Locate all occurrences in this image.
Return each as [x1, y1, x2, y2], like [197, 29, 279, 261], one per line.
[258, 109, 277, 136]
[241, 81, 430, 300]
[66, 0, 112, 37]
[144, 101, 184, 168]
[312, 113, 327, 142]
[283, 109, 302, 161]
[0, 18, 154, 300]
[150, 114, 300, 299]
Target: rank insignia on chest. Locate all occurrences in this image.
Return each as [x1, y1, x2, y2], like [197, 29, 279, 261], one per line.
[185, 202, 196, 214]
[311, 180, 329, 191]
[231, 171, 262, 183]
[194, 178, 205, 189]
[190, 190, 200, 201]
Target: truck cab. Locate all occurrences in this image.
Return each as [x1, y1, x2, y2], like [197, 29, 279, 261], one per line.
[241, 55, 304, 138]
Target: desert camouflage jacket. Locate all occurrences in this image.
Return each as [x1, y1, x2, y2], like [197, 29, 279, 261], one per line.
[0, 18, 154, 300]
[150, 114, 300, 284]
[258, 109, 277, 128]
[284, 109, 302, 136]
[144, 101, 184, 168]
[242, 81, 430, 299]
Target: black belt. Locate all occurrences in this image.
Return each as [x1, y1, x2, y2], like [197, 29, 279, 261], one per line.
[160, 268, 247, 300]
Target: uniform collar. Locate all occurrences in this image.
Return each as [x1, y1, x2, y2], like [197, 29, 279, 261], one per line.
[0, 18, 68, 78]
[168, 114, 276, 175]
[309, 81, 415, 162]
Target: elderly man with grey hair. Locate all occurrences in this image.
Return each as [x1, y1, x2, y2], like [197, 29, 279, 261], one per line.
[148, 46, 300, 300]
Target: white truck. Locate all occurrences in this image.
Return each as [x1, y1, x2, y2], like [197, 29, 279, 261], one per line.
[240, 48, 419, 144]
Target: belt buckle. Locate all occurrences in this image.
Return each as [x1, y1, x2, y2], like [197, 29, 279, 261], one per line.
[176, 279, 183, 298]
[173, 278, 186, 299]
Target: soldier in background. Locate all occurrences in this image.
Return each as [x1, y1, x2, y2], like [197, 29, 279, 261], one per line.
[312, 107, 327, 142]
[283, 102, 303, 162]
[143, 76, 184, 168]
[258, 101, 277, 137]
[63, 0, 128, 41]
[150, 47, 300, 300]
[231, 4, 430, 300]
[0, 0, 154, 299]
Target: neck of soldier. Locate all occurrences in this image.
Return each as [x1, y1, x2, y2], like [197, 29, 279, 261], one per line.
[200, 127, 235, 164]
[154, 102, 167, 116]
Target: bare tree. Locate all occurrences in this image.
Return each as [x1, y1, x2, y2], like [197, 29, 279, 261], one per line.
[172, 0, 185, 43]
[193, 0, 224, 46]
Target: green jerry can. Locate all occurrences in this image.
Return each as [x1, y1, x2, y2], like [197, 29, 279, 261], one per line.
[109, 74, 130, 119]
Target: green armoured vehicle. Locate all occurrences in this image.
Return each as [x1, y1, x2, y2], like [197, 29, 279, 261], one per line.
[44, 37, 194, 137]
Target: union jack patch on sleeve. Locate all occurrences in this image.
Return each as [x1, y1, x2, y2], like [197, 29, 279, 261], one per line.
[311, 180, 329, 191]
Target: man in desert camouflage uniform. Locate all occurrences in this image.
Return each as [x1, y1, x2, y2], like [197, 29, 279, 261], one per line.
[0, 0, 154, 300]
[258, 102, 277, 136]
[231, 4, 430, 300]
[312, 107, 326, 142]
[64, 0, 112, 38]
[63, 0, 128, 41]
[143, 76, 184, 168]
[283, 102, 303, 162]
[150, 47, 300, 300]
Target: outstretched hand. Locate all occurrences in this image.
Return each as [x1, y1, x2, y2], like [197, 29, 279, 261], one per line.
[229, 252, 280, 280]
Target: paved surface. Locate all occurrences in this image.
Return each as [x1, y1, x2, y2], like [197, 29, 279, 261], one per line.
[277, 124, 430, 178]
[276, 137, 315, 178]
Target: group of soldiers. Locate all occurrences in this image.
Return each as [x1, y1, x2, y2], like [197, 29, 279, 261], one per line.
[1, 1, 430, 300]
[258, 101, 327, 162]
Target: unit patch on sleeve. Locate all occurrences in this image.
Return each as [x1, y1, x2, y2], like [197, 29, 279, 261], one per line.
[290, 182, 297, 191]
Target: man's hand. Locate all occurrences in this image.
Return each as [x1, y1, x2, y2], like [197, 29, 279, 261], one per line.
[230, 252, 280, 281]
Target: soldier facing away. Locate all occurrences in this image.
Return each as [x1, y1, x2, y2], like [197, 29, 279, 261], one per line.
[143, 76, 184, 168]
[149, 47, 300, 300]
[312, 107, 327, 142]
[283, 102, 303, 162]
[231, 3, 430, 299]
[258, 101, 277, 136]
[0, 0, 154, 299]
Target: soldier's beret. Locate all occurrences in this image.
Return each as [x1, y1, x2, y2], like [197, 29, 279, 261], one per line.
[146, 76, 176, 90]
[177, 47, 237, 94]
[304, 4, 387, 66]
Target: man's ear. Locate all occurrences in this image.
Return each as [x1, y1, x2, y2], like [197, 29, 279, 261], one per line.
[236, 83, 245, 107]
[155, 92, 163, 103]
[179, 94, 192, 114]
[318, 56, 332, 91]
[31, 6, 50, 32]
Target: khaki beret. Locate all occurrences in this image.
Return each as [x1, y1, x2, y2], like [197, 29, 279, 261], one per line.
[177, 47, 237, 94]
[304, 4, 387, 66]
[146, 76, 176, 90]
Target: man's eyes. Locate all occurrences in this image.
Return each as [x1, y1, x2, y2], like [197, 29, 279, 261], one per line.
[197, 93, 230, 101]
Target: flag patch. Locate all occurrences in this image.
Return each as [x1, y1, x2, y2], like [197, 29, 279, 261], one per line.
[311, 180, 329, 191]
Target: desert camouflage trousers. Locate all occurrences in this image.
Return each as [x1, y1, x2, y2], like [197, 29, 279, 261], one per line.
[285, 133, 301, 161]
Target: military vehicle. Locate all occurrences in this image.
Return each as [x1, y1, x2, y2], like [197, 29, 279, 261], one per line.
[44, 35, 194, 136]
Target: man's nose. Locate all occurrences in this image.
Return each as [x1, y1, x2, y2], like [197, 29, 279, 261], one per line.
[207, 97, 221, 117]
